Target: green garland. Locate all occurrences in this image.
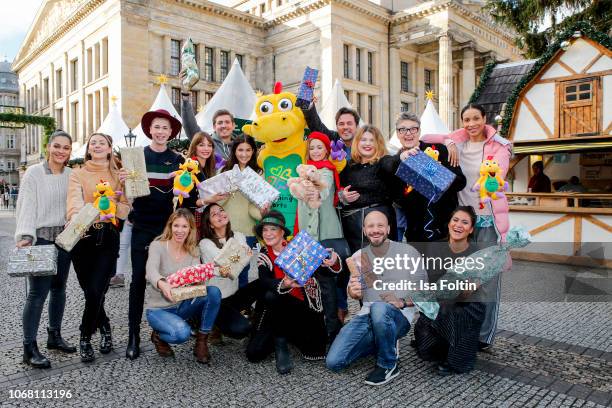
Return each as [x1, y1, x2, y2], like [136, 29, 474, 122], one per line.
[0, 113, 56, 151]
[469, 61, 497, 104]
[499, 21, 612, 137]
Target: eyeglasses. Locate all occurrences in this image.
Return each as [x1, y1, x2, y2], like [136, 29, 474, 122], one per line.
[211, 209, 226, 217]
[397, 127, 420, 135]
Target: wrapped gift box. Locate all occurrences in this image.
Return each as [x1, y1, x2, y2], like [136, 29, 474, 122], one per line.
[120, 146, 150, 199]
[296, 66, 318, 103]
[8, 245, 58, 278]
[198, 164, 242, 198]
[55, 204, 100, 252]
[274, 231, 328, 285]
[395, 151, 456, 203]
[171, 284, 207, 302]
[238, 166, 280, 209]
[213, 237, 250, 280]
[166, 263, 216, 288]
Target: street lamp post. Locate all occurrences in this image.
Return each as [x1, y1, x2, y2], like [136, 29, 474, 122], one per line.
[124, 128, 136, 148]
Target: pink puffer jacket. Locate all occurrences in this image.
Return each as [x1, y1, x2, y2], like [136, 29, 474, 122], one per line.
[422, 125, 512, 240]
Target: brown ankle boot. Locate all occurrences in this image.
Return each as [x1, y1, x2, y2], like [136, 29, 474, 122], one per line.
[151, 331, 174, 357]
[194, 332, 210, 364]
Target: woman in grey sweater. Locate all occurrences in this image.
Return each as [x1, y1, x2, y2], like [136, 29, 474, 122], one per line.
[15, 130, 76, 368]
[145, 209, 222, 364]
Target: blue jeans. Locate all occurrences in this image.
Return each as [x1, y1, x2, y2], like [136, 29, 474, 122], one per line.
[326, 302, 409, 371]
[146, 286, 222, 344]
[22, 238, 72, 344]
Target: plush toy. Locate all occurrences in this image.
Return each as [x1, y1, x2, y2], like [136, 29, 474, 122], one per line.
[171, 158, 201, 206]
[243, 81, 345, 233]
[404, 145, 440, 196]
[288, 164, 328, 209]
[472, 155, 508, 209]
[242, 82, 306, 233]
[93, 179, 120, 226]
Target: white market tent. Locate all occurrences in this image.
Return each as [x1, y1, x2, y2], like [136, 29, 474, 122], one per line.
[319, 79, 359, 130]
[132, 83, 184, 147]
[71, 101, 130, 158]
[195, 58, 256, 132]
[388, 98, 450, 154]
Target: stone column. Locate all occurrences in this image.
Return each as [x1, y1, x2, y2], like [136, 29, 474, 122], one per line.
[349, 45, 357, 80]
[415, 57, 425, 114]
[389, 47, 400, 131]
[214, 48, 221, 83]
[162, 35, 171, 75]
[462, 45, 475, 106]
[438, 33, 453, 128]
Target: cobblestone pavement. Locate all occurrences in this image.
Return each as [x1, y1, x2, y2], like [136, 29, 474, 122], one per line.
[0, 213, 610, 407]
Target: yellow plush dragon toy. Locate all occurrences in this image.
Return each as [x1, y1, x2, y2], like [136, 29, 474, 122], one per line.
[242, 82, 308, 233]
[471, 155, 508, 209]
[243, 82, 345, 233]
[171, 158, 201, 206]
[93, 180, 120, 227]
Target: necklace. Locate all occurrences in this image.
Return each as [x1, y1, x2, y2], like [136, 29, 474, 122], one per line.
[166, 241, 186, 262]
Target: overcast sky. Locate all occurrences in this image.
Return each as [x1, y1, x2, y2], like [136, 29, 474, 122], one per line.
[1, 1, 44, 62]
[0, 0, 238, 63]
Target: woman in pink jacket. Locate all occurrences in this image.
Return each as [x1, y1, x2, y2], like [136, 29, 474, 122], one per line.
[421, 103, 512, 349]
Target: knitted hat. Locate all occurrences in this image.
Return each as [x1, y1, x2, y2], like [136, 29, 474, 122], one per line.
[307, 132, 331, 153]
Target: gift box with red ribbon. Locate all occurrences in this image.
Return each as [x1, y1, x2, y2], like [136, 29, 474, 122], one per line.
[297, 66, 318, 103]
[166, 263, 216, 288]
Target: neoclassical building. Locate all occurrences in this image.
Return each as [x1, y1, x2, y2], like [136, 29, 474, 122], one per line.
[13, 0, 520, 161]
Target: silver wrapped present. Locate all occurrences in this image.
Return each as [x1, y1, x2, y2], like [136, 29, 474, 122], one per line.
[8, 245, 58, 277]
[171, 284, 207, 302]
[181, 39, 200, 90]
[238, 166, 280, 209]
[120, 146, 150, 199]
[55, 204, 100, 252]
[198, 164, 242, 197]
[213, 237, 251, 280]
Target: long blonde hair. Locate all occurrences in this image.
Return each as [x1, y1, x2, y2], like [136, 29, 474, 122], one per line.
[84, 132, 121, 182]
[155, 209, 200, 257]
[350, 125, 388, 164]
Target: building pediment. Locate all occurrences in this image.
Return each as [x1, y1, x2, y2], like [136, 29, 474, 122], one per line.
[14, 0, 84, 67]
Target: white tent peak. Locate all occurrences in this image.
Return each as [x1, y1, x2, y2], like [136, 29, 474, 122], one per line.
[132, 83, 184, 147]
[388, 98, 450, 154]
[319, 79, 359, 130]
[196, 58, 256, 132]
[71, 101, 130, 158]
[420, 98, 450, 136]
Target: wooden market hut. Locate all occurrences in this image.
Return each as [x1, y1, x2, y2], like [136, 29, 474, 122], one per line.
[471, 22, 612, 267]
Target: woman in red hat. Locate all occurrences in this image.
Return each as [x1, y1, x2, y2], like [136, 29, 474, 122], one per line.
[298, 132, 347, 341]
[119, 109, 185, 360]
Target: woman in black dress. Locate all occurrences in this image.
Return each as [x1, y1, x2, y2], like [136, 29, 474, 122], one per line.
[414, 205, 486, 375]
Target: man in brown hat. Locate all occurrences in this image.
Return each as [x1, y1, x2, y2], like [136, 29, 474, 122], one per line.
[120, 108, 184, 360]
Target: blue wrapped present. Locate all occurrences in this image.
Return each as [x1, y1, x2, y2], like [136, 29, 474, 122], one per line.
[395, 151, 456, 203]
[274, 231, 328, 285]
[296, 67, 318, 103]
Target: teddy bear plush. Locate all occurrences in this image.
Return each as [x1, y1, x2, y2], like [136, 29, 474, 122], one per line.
[287, 164, 328, 209]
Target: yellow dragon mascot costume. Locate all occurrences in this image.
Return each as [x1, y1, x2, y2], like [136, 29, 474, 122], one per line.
[242, 82, 306, 233]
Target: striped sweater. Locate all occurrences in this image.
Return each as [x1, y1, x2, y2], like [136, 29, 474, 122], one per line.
[131, 146, 184, 233]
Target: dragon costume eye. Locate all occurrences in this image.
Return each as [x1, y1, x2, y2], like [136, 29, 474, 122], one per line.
[277, 98, 293, 112]
[259, 101, 273, 114]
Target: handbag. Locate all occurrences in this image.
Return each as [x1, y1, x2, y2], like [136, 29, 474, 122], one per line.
[8, 245, 58, 277]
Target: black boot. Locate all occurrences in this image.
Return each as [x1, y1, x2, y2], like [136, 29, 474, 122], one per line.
[46, 328, 76, 353]
[99, 322, 113, 354]
[125, 330, 140, 360]
[23, 342, 51, 369]
[274, 337, 293, 375]
[79, 334, 95, 363]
